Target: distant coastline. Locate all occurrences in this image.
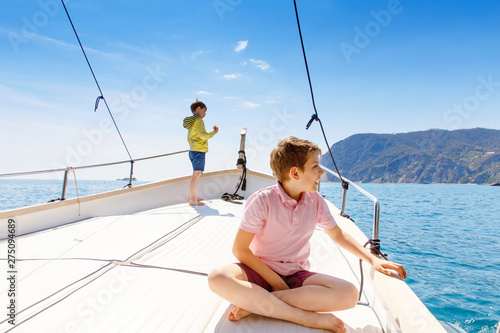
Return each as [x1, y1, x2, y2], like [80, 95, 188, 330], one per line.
[321, 128, 500, 185]
[116, 177, 137, 181]
[321, 180, 495, 186]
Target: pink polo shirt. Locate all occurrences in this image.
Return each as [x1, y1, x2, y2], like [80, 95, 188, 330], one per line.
[240, 182, 337, 276]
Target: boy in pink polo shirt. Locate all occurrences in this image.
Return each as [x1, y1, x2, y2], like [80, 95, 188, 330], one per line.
[208, 137, 406, 332]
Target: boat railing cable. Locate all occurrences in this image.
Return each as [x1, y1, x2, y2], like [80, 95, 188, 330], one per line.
[0, 150, 189, 201]
[321, 165, 388, 301]
[320, 166, 381, 242]
[60, 0, 134, 183]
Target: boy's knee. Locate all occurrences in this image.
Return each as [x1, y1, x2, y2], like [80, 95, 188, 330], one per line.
[345, 283, 359, 309]
[324, 282, 358, 311]
[207, 267, 229, 292]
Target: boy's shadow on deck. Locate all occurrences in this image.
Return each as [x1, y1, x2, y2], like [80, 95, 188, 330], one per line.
[192, 201, 235, 217]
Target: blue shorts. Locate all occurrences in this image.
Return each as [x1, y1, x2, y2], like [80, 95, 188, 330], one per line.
[189, 151, 206, 171]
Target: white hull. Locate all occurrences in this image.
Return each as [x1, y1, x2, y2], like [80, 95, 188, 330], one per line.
[0, 169, 446, 332]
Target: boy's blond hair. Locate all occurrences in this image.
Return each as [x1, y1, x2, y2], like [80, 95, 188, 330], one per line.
[270, 136, 321, 182]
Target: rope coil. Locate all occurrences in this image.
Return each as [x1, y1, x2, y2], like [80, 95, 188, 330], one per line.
[222, 150, 247, 204]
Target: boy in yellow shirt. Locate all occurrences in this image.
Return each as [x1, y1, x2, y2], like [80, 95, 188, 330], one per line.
[183, 100, 218, 206]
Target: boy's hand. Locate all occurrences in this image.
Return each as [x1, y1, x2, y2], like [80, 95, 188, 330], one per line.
[272, 280, 290, 291]
[213, 125, 219, 133]
[373, 258, 407, 279]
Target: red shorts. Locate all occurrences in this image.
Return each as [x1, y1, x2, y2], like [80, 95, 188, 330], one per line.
[236, 263, 317, 291]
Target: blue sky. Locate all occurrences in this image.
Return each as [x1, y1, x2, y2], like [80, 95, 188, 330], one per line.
[1, 0, 499, 180]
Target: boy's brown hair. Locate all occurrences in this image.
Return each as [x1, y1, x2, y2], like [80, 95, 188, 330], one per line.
[190, 100, 206, 113]
[270, 136, 321, 182]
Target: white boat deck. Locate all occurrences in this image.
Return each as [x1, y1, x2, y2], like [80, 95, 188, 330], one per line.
[0, 170, 447, 332]
[1, 198, 398, 333]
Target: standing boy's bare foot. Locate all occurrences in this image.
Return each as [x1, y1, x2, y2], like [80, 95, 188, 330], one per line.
[228, 307, 251, 321]
[189, 200, 205, 206]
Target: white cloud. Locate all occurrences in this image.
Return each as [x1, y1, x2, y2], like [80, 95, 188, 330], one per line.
[190, 50, 212, 59]
[34, 34, 81, 51]
[250, 59, 270, 71]
[241, 101, 259, 108]
[235, 40, 248, 53]
[1, 28, 129, 60]
[197, 91, 213, 96]
[114, 41, 170, 61]
[0, 84, 63, 111]
[223, 73, 241, 80]
[21, 31, 119, 58]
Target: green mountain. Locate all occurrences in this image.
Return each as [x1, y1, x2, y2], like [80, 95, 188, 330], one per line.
[320, 128, 500, 184]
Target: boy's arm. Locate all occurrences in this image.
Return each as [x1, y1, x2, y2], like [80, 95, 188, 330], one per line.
[232, 228, 290, 291]
[325, 225, 407, 279]
[194, 118, 216, 140]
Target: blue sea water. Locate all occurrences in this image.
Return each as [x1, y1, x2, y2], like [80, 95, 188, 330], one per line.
[0, 179, 149, 211]
[0, 179, 498, 332]
[320, 182, 499, 333]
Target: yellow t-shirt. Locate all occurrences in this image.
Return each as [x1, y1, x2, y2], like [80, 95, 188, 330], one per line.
[183, 115, 216, 152]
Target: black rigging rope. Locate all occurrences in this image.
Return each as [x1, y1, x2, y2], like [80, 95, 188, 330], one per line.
[293, 0, 392, 302]
[292, 0, 347, 190]
[61, 0, 133, 161]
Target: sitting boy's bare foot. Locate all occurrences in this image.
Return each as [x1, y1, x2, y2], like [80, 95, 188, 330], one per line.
[311, 312, 346, 333]
[228, 307, 251, 321]
[229, 307, 345, 332]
